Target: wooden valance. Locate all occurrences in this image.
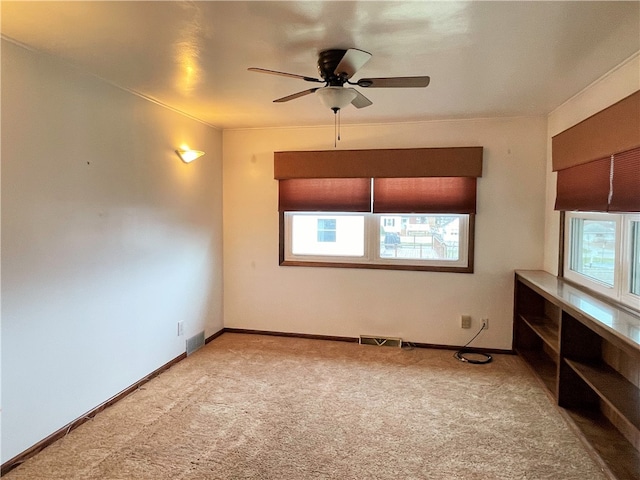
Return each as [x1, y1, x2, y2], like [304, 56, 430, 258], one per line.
[552, 90, 640, 171]
[273, 147, 483, 179]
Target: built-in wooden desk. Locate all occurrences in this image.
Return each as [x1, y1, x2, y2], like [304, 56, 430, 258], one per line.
[514, 270, 640, 480]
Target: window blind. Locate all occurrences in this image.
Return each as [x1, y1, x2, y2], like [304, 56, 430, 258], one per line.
[609, 147, 640, 212]
[554, 157, 611, 211]
[373, 177, 477, 214]
[278, 178, 371, 212]
[554, 146, 640, 212]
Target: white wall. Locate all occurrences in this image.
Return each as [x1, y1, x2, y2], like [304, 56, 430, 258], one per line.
[1, 40, 223, 462]
[223, 116, 547, 351]
[543, 54, 640, 274]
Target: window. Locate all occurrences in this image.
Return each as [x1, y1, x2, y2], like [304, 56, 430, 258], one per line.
[564, 212, 639, 309]
[383, 217, 396, 228]
[316, 218, 337, 243]
[623, 217, 640, 303]
[285, 213, 471, 270]
[567, 214, 617, 287]
[291, 215, 364, 256]
[274, 147, 482, 273]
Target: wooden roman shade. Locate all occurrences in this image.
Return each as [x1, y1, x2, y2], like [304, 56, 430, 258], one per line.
[552, 90, 640, 171]
[275, 147, 483, 214]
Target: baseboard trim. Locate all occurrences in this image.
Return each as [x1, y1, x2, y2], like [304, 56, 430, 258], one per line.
[1, 351, 189, 476]
[411, 342, 515, 355]
[223, 328, 359, 343]
[222, 329, 514, 354]
[205, 327, 225, 344]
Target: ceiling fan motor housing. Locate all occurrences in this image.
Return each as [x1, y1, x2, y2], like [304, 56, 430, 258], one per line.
[248, 47, 428, 107]
[317, 49, 348, 86]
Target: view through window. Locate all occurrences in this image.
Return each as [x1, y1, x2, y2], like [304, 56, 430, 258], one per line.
[379, 215, 461, 261]
[285, 212, 470, 271]
[564, 212, 640, 309]
[568, 217, 616, 286]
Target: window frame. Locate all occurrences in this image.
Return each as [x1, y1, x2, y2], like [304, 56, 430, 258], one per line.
[280, 212, 475, 273]
[621, 214, 640, 307]
[288, 212, 368, 263]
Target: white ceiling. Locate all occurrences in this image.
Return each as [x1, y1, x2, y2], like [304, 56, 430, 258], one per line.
[1, 1, 639, 130]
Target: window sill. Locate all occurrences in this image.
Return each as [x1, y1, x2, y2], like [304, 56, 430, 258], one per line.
[280, 260, 473, 273]
[561, 275, 640, 317]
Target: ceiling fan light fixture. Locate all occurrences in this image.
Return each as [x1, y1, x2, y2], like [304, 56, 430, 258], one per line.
[317, 87, 357, 111]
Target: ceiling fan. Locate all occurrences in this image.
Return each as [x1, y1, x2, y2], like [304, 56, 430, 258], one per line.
[248, 48, 430, 113]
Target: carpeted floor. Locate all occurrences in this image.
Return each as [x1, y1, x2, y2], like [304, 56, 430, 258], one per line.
[5, 333, 606, 479]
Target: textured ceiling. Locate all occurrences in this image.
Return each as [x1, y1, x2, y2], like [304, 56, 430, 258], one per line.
[2, 1, 639, 129]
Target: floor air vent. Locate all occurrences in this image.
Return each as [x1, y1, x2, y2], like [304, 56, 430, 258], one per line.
[186, 331, 205, 355]
[359, 335, 402, 348]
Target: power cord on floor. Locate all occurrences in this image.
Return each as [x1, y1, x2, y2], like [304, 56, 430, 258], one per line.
[401, 341, 415, 351]
[454, 320, 492, 364]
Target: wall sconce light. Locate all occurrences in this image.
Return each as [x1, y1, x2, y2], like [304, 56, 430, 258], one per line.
[175, 147, 205, 163]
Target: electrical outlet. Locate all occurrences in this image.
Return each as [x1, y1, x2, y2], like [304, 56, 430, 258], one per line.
[461, 315, 472, 329]
[177, 321, 185, 336]
[481, 318, 489, 329]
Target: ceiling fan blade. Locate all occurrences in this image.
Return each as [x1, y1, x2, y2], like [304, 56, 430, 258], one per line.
[351, 89, 373, 109]
[273, 88, 320, 103]
[357, 76, 430, 88]
[248, 67, 323, 83]
[334, 48, 372, 79]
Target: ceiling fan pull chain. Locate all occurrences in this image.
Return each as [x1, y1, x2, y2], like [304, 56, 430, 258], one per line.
[338, 109, 341, 142]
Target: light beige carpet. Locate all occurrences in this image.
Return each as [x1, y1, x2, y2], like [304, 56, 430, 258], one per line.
[5, 333, 606, 479]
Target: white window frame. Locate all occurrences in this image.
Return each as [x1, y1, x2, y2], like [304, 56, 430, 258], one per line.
[283, 212, 472, 272]
[564, 211, 640, 310]
[621, 214, 640, 308]
[286, 212, 370, 264]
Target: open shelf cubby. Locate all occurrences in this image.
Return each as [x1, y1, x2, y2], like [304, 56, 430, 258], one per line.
[514, 270, 640, 480]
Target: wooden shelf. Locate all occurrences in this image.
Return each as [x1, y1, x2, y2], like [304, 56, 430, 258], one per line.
[514, 270, 640, 480]
[516, 347, 557, 395]
[565, 408, 640, 480]
[565, 359, 640, 433]
[519, 313, 559, 354]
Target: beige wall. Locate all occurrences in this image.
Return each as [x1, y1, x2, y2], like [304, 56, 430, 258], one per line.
[223, 116, 547, 350]
[1, 40, 223, 462]
[543, 54, 640, 274]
